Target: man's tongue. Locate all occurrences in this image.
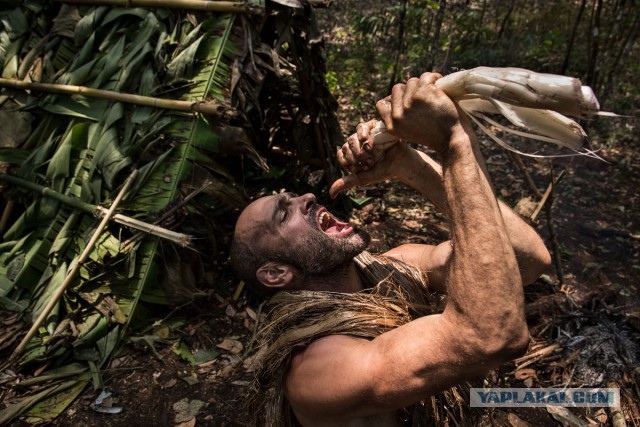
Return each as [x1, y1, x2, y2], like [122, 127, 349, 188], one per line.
[319, 211, 351, 235]
[325, 220, 348, 234]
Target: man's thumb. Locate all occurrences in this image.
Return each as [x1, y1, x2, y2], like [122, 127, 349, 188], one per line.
[329, 175, 361, 199]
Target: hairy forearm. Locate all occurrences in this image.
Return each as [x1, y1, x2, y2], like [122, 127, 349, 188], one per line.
[439, 125, 527, 352]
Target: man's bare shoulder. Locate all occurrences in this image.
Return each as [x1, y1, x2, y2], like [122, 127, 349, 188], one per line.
[290, 334, 366, 362]
[286, 335, 402, 427]
[285, 335, 376, 425]
[287, 334, 370, 390]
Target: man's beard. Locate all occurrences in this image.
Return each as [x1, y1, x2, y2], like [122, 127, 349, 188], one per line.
[275, 205, 370, 275]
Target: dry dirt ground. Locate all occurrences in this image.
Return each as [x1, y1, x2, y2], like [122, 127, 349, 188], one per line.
[4, 5, 640, 427]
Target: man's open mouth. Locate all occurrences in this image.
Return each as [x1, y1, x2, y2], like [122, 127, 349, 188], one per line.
[317, 208, 354, 236]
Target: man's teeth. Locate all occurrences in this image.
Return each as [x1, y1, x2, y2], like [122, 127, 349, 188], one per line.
[320, 212, 331, 230]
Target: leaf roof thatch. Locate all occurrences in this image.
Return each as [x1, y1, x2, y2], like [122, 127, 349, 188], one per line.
[0, 0, 340, 422]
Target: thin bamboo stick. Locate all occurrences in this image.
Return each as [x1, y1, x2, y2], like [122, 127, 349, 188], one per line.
[0, 173, 192, 246]
[0, 174, 97, 213]
[122, 179, 212, 249]
[0, 78, 232, 118]
[95, 207, 192, 247]
[508, 153, 566, 285]
[53, 0, 261, 14]
[11, 170, 138, 362]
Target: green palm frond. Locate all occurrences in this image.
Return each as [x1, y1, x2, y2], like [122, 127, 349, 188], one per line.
[130, 14, 236, 306]
[1, 0, 340, 423]
[0, 4, 240, 422]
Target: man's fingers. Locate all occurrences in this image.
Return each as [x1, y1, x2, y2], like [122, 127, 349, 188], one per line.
[329, 174, 364, 199]
[347, 135, 362, 158]
[376, 97, 392, 128]
[342, 143, 357, 167]
[403, 77, 419, 108]
[336, 147, 351, 170]
[329, 177, 349, 199]
[329, 167, 385, 198]
[390, 83, 405, 127]
[355, 122, 370, 141]
[419, 72, 442, 85]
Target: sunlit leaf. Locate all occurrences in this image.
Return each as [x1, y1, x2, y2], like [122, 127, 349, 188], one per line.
[173, 340, 196, 365]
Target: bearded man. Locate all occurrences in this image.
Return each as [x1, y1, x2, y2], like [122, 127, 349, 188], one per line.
[230, 72, 551, 426]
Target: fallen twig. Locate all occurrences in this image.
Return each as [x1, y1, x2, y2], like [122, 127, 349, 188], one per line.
[545, 164, 566, 285]
[514, 343, 560, 365]
[508, 154, 566, 285]
[609, 381, 628, 427]
[531, 170, 566, 222]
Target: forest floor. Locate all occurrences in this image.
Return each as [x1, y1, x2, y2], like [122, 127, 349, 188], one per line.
[43, 120, 639, 427]
[6, 4, 640, 427]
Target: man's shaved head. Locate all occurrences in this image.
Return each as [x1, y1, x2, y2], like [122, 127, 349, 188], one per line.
[229, 193, 369, 289]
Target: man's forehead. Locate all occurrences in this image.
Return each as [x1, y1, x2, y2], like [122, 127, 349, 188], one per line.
[236, 194, 277, 233]
[245, 195, 276, 218]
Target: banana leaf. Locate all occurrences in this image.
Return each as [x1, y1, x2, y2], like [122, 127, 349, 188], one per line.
[0, 0, 341, 423]
[0, 4, 241, 422]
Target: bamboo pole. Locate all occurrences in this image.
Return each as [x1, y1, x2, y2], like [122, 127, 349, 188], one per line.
[11, 170, 138, 362]
[53, 0, 262, 14]
[121, 179, 212, 250]
[0, 173, 192, 246]
[0, 174, 96, 213]
[0, 78, 233, 118]
[97, 207, 192, 247]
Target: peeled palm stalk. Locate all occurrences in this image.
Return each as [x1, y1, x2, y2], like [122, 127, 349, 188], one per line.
[370, 67, 603, 157]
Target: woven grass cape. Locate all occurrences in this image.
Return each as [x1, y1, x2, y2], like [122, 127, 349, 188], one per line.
[246, 251, 473, 426]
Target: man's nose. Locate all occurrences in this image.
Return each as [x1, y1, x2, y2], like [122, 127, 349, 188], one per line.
[294, 193, 316, 215]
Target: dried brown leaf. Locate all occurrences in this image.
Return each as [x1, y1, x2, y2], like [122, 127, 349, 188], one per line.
[225, 305, 237, 318]
[176, 418, 196, 427]
[514, 368, 537, 380]
[217, 338, 243, 355]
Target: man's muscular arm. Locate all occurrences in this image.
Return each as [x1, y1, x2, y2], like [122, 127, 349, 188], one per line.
[285, 74, 529, 423]
[331, 122, 551, 292]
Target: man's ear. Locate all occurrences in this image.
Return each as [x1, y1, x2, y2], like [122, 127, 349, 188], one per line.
[256, 262, 302, 290]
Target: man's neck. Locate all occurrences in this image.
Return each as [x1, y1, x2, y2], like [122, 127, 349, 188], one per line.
[302, 260, 364, 293]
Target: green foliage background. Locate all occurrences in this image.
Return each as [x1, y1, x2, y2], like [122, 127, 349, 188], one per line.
[321, 0, 639, 125]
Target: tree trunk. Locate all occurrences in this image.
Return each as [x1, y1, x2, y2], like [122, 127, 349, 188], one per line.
[497, 0, 516, 40]
[428, 0, 447, 70]
[473, 0, 487, 46]
[387, 0, 408, 94]
[586, 0, 603, 90]
[600, 8, 640, 106]
[561, 0, 587, 74]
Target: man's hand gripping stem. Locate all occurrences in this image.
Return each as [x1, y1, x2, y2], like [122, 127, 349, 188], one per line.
[330, 72, 464, 198]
